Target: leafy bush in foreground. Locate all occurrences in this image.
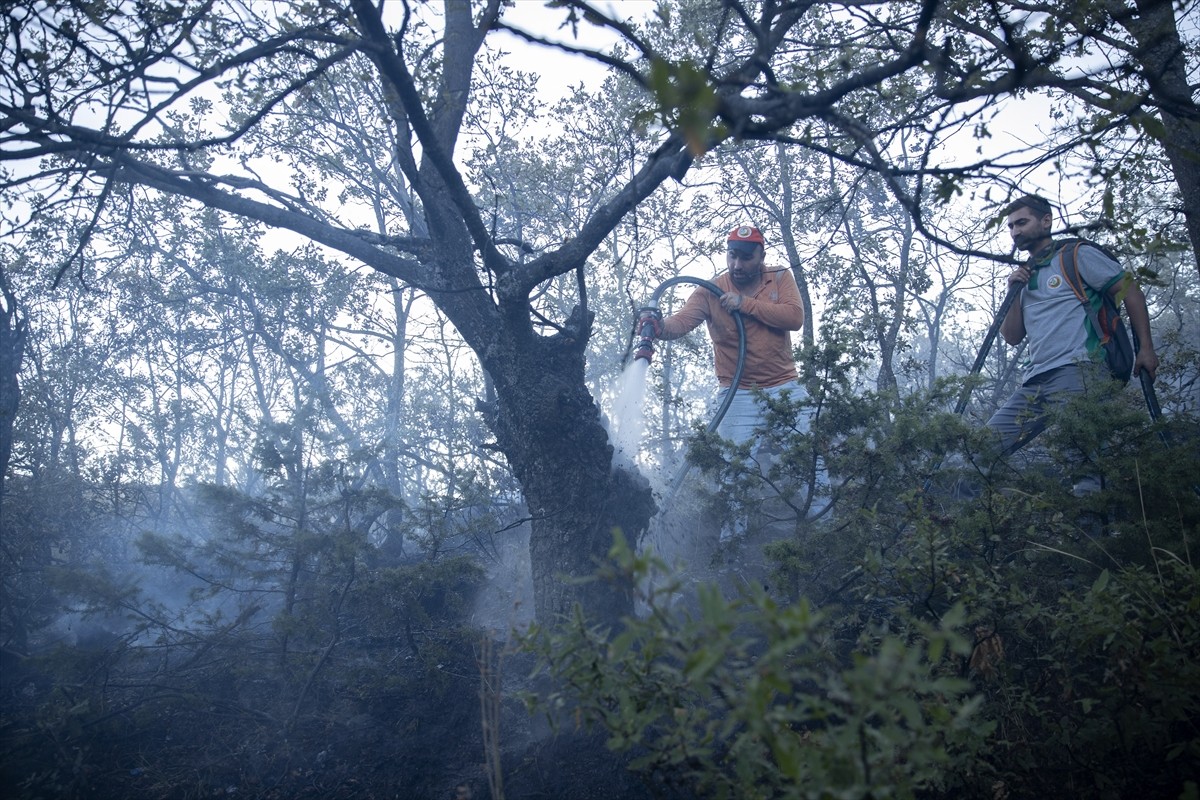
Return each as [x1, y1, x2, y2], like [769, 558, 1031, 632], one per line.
[523, 376, 1200, 799]
[521, 534, 991, 800]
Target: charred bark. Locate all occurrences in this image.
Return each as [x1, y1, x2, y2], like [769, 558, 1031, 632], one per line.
[0, 271, 27, 523]
[1123, 0, 1200, 272]
[476, 306, 655, 622]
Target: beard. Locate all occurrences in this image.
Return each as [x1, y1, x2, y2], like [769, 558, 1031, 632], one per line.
[1013, 232, 1048, 253]
[1012, 225, 1050, 252]
[730, 266, 759, 287]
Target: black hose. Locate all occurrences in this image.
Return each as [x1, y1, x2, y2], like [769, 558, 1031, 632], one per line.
[1132, 328, 1163, 426]
[952, 280, 1024, 416]
[644, 276, 747, 435]
[637, 276, 747, 495]
[924, 279, 1023, 495]
[1132, 330, 1199, 497]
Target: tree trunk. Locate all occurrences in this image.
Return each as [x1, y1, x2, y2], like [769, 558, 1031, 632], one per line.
[0, 276, 27, 523]
[373, 0, 661, 621]
[477, 306, 655, 622]
[776, 143, 817, 348]
[1125, 0, 1200, 271]
[380, 281, 413, 563]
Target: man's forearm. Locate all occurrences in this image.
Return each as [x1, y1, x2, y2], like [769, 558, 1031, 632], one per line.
[741, 297, 804, 330]
[1121, 283, 1155, 350]
[999, 300, 1025, 345]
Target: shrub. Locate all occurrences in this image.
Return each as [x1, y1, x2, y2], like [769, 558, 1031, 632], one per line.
[521, 535, 991, 800]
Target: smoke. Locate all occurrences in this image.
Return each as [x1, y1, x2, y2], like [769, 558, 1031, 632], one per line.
[470, 520, 535, 636]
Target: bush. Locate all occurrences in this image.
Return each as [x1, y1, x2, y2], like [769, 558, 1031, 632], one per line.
[523, 379, 1200, 799]
[521, 535, 991, 800]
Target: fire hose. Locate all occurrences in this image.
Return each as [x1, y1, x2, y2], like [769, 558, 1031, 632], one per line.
[630, 276, 747, 492]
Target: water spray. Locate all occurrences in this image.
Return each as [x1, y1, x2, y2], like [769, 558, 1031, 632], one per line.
[626, 276, 748, 494]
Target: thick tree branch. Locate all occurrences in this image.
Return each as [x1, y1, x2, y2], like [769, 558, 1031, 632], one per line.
[113, 156, 427, 286]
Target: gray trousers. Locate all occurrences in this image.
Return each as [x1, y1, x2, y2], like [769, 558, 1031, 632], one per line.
[985, 364, 1104, 495]
[713, 381, 831, 537]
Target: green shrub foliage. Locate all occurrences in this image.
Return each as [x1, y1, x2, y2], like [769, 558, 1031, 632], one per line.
[524, 365, 1200, 800]
[522, 536, 991, 800]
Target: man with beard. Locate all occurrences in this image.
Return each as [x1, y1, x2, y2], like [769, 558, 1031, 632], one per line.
[643, 225, 827, 541]
[987, 194, 1159, 495]
[656, 225, 805, 448]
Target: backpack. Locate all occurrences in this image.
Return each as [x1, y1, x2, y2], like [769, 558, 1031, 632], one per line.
[1058, 239, 1134, 385]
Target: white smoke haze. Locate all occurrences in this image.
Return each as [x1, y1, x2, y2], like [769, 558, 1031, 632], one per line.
[470, 520, 535, 635]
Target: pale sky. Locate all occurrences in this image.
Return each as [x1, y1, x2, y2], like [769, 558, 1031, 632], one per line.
[492, 0, 660, 102]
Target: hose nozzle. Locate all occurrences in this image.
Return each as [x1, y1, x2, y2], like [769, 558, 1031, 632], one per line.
[633, 306, 662, 363]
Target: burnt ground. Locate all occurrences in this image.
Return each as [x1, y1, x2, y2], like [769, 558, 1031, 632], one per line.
[0, 636, 681, 800]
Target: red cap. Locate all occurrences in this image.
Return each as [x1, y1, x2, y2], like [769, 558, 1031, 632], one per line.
[727, 225, 764, 253]
[728, 225, 764, 244]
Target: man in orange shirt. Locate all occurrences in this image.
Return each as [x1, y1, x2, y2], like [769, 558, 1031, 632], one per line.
[656, 225, 805, 446]
[644, 226, 828, 535]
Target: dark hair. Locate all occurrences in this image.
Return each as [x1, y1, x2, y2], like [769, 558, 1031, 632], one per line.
[1005, 194, 1054, 217]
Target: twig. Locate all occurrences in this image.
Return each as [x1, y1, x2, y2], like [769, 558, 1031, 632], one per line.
[479, 636, 505, 800]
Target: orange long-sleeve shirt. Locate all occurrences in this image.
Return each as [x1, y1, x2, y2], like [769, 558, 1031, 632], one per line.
[659, 267, 804, 388]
